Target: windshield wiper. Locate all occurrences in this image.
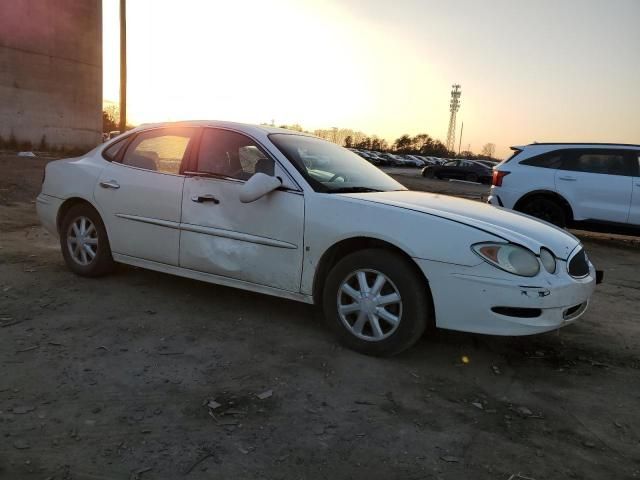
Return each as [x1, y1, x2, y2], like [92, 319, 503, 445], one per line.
[327, 186, 385, 194]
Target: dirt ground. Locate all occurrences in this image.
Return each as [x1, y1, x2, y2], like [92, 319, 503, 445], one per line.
[1, 156, 639, 480]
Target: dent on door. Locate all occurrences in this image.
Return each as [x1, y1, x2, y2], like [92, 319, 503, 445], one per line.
[179, 177, 305, 292]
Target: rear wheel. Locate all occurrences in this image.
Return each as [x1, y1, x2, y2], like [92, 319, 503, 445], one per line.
[60, 203, 114, 276]
[322, 249, 431, 356]
[423, 168, 435, 178]
[520, 196, 567, 228]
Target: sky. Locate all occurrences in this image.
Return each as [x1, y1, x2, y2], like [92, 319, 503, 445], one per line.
[103, 0, 640, 158]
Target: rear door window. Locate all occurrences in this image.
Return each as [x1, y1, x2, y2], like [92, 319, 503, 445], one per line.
[121, 128, 194, 175]
[561, 150, 635, 176]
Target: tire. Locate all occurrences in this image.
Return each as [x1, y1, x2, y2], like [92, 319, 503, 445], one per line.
[59, 203, 115, 277]
[322, 249, 431, 356]
[465, 173, 479, 183]
[423, 168, 435, 178]
[520, 196, 567, 228]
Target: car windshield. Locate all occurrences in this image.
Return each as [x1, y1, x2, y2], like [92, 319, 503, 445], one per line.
[269, 133, 406, 193]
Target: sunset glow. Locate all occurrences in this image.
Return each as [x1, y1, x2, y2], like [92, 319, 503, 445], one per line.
[103, 0, 640, 158]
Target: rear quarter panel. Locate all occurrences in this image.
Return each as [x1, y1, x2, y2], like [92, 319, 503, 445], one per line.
[42, 154, 106, 201]
[40, 153, 107, 227]
[493, 147, 559, 208]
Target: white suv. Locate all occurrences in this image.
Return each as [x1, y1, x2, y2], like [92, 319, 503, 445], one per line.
[488, 143, 640, 228]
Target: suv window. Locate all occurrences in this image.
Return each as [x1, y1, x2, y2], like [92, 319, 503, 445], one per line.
[197, 129, 274, 180]
[122, 129, 193, 174]
[562, 151, 634, 176]
[520, 152, 563, 169]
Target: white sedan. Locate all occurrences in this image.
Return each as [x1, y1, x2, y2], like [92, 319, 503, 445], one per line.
[37, 121, 598, 356]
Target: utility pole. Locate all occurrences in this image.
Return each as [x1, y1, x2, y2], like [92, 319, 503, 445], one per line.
[445, 84, 461, 152]
[458, 121, 464, 155]
[119, 0, 127, 133]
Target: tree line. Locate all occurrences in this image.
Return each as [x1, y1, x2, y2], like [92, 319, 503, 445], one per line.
[99, 112, 499, 160]
[272, 123, 497, 160]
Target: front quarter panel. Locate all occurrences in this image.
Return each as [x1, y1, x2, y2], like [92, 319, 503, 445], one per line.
[301, 193, 501, 295]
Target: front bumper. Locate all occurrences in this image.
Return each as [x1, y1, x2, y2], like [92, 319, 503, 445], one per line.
[414, 257, 597, 335]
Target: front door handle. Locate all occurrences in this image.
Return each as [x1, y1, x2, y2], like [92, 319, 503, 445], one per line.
[558, 176, 577, 182]
[191, 194, 220, 204]
[99, 180, 120, 189]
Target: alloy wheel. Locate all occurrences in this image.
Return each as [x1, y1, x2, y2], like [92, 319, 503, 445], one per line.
[66, 216, 98, 266]
[337, 269, 403, 341]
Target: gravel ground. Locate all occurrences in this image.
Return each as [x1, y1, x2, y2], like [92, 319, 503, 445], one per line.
[1, 156, 639, 479]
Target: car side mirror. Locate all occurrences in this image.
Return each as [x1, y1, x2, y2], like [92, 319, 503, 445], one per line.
[239, 173, 282, 203]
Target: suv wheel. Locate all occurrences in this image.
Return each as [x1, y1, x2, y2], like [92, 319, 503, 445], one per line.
[520, 196, 567, 228]
[323, 249, 431, 356]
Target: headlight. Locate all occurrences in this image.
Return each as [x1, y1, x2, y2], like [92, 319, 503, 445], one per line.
[539, 248, 556, 274]
[472, 242, 540, 277]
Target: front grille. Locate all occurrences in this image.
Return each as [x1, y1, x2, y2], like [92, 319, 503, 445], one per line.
[568, 247, 589, 278]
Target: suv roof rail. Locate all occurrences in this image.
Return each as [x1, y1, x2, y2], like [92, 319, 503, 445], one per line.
[525, 142, 640, 148]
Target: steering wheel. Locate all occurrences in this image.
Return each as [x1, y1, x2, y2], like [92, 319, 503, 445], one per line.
[328, 173, 346, 182]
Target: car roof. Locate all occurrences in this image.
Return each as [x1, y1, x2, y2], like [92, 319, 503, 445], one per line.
[515, 142, 640, 150]
[131, 120, 316, 138]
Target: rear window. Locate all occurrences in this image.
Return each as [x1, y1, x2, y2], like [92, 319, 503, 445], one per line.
[102, 137, 128, 161]
[502, 148, 523, 164]
[520, 152, 564, 169]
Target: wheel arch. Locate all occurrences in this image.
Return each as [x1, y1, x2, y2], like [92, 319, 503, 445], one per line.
[56, 197, 102, 234]
[513, 190, 574, 222]
[312, 236, 434, 320]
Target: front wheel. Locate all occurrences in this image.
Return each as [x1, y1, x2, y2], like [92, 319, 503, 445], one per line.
[60, 203, 115, 277]
[323, 249, 431, 356]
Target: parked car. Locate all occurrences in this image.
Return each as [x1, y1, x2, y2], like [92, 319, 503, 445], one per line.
[380, 153, 405, 167]
[475, 159, 498, 168]
[422, 159, 493, 183]
[37, 122, 598, 356]
[489, 143, 640, 228]
[404, 155, 426, 167]
[416, 155, 436, 166]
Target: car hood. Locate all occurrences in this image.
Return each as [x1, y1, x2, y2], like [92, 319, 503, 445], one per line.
[343, 190, 580, 259]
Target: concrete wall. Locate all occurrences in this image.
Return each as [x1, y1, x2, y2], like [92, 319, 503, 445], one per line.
[0, 0, 102, 149]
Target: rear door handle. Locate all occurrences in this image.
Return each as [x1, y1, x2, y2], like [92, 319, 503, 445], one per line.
[191, 194, 220, 204]
[558, 176, 577, 182]
[99, 180, 120, 189]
